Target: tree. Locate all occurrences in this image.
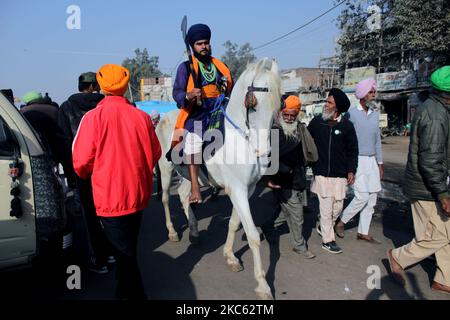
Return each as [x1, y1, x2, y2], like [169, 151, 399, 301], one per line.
[122, 48, 162, 101]
[336, 0, 450, 72]
[336, 0, 395, 70]
[221, 41, 257, 80]
[394, 0, 450, 59]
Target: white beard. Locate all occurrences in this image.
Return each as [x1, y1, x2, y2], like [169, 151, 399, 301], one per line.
[322, 109, 336, 121]
[366, 100, 378, 111]
[278, 113, 299, 140]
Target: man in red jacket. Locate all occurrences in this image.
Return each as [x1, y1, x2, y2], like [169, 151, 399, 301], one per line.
[72, 64, 161, 299]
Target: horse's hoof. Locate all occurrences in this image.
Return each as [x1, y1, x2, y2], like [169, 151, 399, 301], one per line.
[228, 262, 244, 273]
[169, 234, 180, 242]
[256, 291, 273, 300]
[189, 234, 200, 245]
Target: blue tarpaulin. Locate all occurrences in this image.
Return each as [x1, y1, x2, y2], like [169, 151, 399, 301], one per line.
[135, 100, 178, 118]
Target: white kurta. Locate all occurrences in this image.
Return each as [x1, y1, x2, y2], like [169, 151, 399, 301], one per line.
[311, 176, 348, 201]
[341, 155, 381, 235]
[353, 155, 381, 193]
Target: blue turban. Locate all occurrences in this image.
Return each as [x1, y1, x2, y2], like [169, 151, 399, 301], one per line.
[186, 24, 211, 46]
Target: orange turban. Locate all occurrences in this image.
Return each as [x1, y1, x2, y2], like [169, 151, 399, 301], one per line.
[96, 64, 130, 96]
[283, 95, 301, 112]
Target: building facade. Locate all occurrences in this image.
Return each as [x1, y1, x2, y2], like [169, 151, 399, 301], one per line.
[140, 77, 174, 102]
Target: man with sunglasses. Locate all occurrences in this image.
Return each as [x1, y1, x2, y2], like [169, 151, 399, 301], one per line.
[335, 78, 384, 243]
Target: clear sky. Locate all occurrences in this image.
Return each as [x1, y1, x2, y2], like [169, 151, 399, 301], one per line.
[0, 0, 342, 104]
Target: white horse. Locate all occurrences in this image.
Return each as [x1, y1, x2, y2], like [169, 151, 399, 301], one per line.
[156, 58, 281, 300]
[155, 108, 199, 244]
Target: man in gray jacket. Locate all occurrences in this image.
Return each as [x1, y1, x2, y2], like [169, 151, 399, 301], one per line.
[387, 66, 450, 294]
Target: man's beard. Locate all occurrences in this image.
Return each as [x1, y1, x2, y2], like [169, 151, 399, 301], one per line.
[322, 109, 336, 121]
[366, 100, 378, 110]
[194, 49, 212, 63]
[278, 113, 299, 140]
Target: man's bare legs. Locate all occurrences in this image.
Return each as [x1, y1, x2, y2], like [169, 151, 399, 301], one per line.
[188, 153, 202, 203]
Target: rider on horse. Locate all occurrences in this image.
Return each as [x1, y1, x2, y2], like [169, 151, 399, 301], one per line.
[172, 23, 233, 204]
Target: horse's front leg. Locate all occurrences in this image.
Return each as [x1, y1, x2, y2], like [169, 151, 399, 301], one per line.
[178, 178, 200, 244]
[223, 208, 243, 272]
[160, 162, 179, 242]
[228, 188, 273, 300]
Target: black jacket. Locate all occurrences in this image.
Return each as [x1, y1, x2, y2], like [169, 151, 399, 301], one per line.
[403, 93, 450, 201]
[307, 116, 358, 178]
[271, 121, 307, 190]
[57, 92, 104, 186]
[20, 101, 64, 164]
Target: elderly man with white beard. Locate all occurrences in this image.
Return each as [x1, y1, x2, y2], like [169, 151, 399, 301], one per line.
[308, 89, 359, 254]
[335, 78, 383, 243]
[262, 95, 316, 259]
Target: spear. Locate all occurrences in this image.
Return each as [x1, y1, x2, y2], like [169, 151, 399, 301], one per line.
[181, 15, 202, 106]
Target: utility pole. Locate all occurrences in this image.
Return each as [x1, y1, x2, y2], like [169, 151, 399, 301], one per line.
[318, 47, 323, 89]
[378, 25, 383, 72]
[128, 83, 134, 102]
[330, 57, 336, 89]
[377, 1, 383, 72]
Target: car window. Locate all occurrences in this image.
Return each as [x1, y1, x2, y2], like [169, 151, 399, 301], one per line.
[0, 116, 18, 158]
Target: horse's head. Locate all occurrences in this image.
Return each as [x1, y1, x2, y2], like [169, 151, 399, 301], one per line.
[236, 57, 280, 126]
[227, 58, 281, 157]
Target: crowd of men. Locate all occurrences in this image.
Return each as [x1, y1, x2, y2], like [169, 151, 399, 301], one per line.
[1, 22, 450, 299]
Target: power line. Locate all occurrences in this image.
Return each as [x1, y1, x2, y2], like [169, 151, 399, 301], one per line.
[255, 21, 336, 56]
[252, 0, 346, 52]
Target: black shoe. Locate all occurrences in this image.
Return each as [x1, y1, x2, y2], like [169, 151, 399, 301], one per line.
[107, 255, 116, 264]
[88, 262, 109, 274]
[322, 241, 343, 254]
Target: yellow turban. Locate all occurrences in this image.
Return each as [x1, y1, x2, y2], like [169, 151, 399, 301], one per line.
[96, 64, 130, 96]
[284, 95, 301, 112]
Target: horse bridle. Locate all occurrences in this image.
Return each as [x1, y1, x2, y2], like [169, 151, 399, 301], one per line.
[244, 84, 270, 130]
[247, 85, 269, 93]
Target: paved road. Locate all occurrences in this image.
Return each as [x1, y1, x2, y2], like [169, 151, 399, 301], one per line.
[382, 136, 409, 185]
[2, 136, 448, 300]
[1, 183, 448, 300]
